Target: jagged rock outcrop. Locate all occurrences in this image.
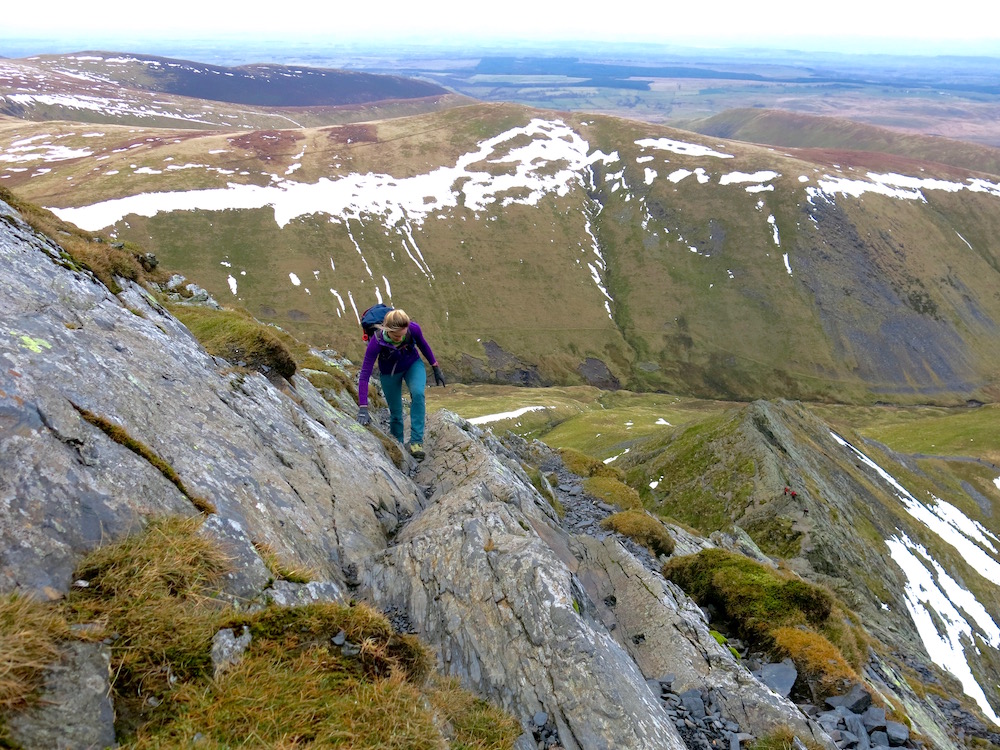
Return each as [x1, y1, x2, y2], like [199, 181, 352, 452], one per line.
[363, 413, 686, 750]
[1, 198, 841, 748]
[1, 197, 421, 601]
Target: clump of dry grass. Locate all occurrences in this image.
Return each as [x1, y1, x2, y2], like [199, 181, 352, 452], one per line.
[167, 304, 297, 379]
[252, 541, 314, 584]
[57, 514, 517, 748]
[601, 509, 675, 556]
[0, 594, 70, 712]
[584, 476, 642, 510]
[428, 676, 523, 750]
[63, 516, 231, 726]
[770, 626, 859, 700]
[559, 447, 624, 480]
[749, 727, 826, 750]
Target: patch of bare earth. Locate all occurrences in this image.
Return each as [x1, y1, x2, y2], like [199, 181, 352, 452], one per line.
[228, 130, 305, 161]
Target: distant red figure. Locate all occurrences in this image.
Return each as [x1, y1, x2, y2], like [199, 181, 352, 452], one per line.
[783, 487, 790, 495]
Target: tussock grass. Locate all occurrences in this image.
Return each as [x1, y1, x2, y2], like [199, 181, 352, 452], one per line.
[64, 516, 231, 729]
[428, 676, 523, 750]
[749, 726, 826, 750]
[54, 515, 516, 748]
[664, 548, 867, 701]
[559, 447, 625, 480]
[584, 476, 642, 510]
[600, 510, 675, 556]
[0, 594, 70, 711]
[770, 626, 858, 699]
[167, 304, 297, 379]
[252, 541, 314, 584]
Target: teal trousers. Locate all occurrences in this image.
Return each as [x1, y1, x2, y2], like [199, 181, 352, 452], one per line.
[380, 360, 426, 444]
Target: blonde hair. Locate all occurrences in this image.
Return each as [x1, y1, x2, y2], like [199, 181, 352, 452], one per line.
[381, 309, 410, 331]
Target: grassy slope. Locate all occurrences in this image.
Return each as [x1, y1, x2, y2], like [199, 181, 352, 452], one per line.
[687, 108, 1000, 177]
[5, 101, 1000, 404]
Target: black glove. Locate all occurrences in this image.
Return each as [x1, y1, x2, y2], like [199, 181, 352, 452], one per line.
[432, 366, 446, 387]
[357, 405, 371, 426]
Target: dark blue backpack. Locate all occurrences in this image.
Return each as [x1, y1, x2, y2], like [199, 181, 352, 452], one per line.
[360, 303, 394, 342]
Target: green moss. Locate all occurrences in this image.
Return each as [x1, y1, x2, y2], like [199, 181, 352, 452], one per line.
[662, 549, 833, 643]
[663, 548, 869, 701]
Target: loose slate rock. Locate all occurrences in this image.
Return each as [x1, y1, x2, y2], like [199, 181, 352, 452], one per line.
[755, 658, 797, 698]
[885, 721, 909, 746]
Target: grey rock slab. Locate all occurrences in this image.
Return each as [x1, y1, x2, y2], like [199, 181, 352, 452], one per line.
[363, 414, 685, 750]
[570, 534, 835, 748]
[756, 658, 798, 698]
[5, 640, 117, 750]
[862, 706, 887, 731]
[0, 208, 418, 599]
[885, 721, 909, 746]
[840, 684, 873, 714]
[844, 715, 870, 750]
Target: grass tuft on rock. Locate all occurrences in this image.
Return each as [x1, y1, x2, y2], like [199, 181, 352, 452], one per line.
[252, 541, 315, 584]
[167, 304, 297, 379]
[63, 516, 232, 735]
[429, 676, 524, 750]
[600, 509, 675, 556]
[584, 476, 642, 510]
[770, 626, 858, 700]
[0, 594, 70, 712]
[749, 727, 826, 750]
[559, 447, 624, 480]
[52, 514, 516, 748]
[663, 548, 866, 701]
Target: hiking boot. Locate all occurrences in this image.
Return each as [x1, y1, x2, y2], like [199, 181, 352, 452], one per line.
[409, 442, 425, 460]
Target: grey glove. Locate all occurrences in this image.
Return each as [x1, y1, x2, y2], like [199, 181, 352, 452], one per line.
[432, 365, 446, 387]
[357, 405, 371, 426]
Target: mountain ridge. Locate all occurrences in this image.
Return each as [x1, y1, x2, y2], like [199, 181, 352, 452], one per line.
[2, 191, 999, 746]
[4, 92, 1000, 405]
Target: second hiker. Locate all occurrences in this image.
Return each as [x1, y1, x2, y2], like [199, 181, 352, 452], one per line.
[356, 308, 445, 460]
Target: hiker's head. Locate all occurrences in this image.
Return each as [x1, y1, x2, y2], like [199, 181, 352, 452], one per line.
[381, 309, 410, 342]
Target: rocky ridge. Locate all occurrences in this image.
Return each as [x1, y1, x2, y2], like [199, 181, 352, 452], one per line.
[0, 195, 993, 748]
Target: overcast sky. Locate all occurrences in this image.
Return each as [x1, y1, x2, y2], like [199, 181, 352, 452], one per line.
[4, 0, 1000, 55]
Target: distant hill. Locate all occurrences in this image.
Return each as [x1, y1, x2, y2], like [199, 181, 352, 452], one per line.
[686, 108, 1000, 177]
[0, 52, 467, 130]
[3, 83, 1000, 406]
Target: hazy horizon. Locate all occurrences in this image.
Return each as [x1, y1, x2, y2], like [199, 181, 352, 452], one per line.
[2, 33, 1000, 61]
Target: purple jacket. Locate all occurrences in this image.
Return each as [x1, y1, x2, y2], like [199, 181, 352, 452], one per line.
[357, 321, 437, 407]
